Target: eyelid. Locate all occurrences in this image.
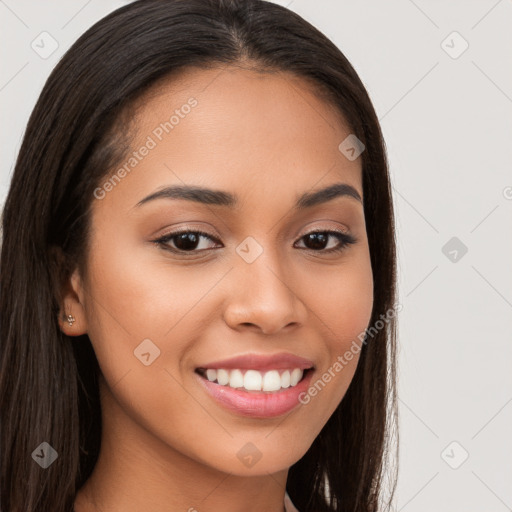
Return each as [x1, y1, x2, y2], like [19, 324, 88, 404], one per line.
[152, 223, 351, 243]
[151, 224, 357, 256]
[151, 223, 221, 241]
[297, 225, 350, 238]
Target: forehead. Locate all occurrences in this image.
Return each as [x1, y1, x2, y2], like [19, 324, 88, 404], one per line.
[98, 65, 363, 212]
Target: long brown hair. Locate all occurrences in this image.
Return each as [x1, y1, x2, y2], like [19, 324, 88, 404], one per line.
[0, 1, 399, 510]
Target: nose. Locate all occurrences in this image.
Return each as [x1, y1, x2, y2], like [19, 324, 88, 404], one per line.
[222, 247, 307, 335]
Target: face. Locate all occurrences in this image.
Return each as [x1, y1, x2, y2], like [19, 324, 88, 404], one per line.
[62, 65, 373, 478]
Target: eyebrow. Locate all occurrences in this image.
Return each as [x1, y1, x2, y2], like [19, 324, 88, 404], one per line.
[134, 182, 362, 210]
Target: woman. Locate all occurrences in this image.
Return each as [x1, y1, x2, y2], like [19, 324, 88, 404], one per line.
[0, 1, 399, 511]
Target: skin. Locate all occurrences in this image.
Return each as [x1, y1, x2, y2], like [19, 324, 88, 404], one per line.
[61, 64, 374, 512]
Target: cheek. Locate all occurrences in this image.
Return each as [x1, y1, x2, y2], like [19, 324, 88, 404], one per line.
[81, 234, 232, 408]
[295, 251, 374, 425]
[311, 251, 374, 346]
[83, 234, 208, 340]
[81, 245, 222, 455]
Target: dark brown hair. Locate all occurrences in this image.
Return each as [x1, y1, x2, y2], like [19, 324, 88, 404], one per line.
[0, 1, 399, 510]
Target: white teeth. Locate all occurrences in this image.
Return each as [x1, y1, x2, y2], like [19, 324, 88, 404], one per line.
[244, 370, 262, 390]
[262, 370, 281, 391]
[229, 369, 244, 388]
[290, 368, 303, 386]
[205, 369, 217, 382]
[217, 369, 229, 386]
[281, 370, 291, 388]
[200, 368, 306, 392]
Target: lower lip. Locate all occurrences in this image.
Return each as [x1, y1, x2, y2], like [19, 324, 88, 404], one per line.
[195, 369, 314, 418]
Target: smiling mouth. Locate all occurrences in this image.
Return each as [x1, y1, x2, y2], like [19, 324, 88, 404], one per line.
[195, 367, 313, 394]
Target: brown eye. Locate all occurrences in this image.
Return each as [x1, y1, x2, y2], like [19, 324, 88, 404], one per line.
[152, 228, 357, 256]
[154, 230, 220, 253]
[295, 230, 357, 253]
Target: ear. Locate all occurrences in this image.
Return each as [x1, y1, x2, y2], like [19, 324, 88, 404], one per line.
[58, 267, 88, 336]
[49, 245, 88, 337]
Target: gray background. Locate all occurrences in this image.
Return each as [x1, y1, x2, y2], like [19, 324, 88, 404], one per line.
[1, 0, 511, 510]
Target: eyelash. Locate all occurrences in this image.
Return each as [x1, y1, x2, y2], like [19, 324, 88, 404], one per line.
[152, 228, 357, 256]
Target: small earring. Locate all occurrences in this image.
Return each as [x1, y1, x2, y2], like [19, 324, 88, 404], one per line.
[66, 314, 76, 326]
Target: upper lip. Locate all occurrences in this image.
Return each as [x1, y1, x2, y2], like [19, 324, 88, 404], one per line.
[196, 352, 315, 372]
